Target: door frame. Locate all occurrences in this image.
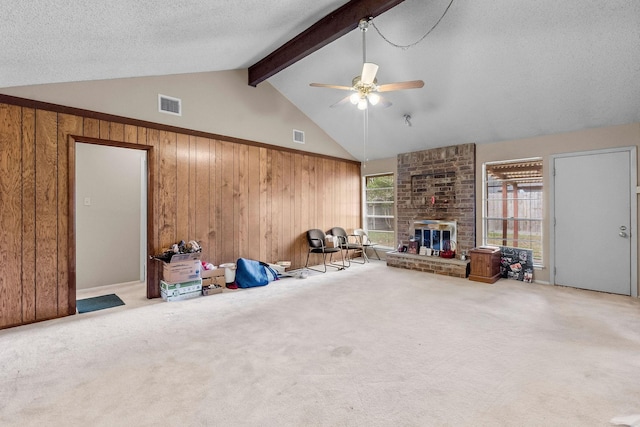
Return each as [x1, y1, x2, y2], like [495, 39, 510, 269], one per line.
[67, 135, 156, 315]
[549, 146, 637, 297]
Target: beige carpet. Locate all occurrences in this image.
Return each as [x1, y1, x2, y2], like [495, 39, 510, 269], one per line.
[1, 261, 639, 426]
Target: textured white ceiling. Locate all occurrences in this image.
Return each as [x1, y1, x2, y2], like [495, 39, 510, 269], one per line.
[270, 0, 640, 160]
[1, 0, 346, 87]
[2, 0, 639, 161]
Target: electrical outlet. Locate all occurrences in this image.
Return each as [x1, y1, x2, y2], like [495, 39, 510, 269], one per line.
[84, 197, 91, 206]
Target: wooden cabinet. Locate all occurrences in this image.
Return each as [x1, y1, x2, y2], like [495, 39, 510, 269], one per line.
[469, 246, 501, 283]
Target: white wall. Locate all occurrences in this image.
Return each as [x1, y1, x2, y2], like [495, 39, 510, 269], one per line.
[0, 69, 355, 160]
[76, 143, 146, 289]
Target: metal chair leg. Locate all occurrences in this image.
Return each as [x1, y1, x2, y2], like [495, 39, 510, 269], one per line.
[331, 246, 349, 268]
[328, 251, 345, 270]
[307, 250, 343, 273]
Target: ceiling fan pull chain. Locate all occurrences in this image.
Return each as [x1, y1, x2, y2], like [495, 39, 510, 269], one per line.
[369, 0, 454, 50]
[363, 106, 369, 164]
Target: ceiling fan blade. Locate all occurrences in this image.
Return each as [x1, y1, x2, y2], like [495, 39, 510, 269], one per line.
[360, 62, 379, 85]
[377, 80, 425, 92]
[330, 95, 352, 108]
[309, 83, 353, 91]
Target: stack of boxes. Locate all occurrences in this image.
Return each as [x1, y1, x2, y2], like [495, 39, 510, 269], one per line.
[160, 253, 203, 302]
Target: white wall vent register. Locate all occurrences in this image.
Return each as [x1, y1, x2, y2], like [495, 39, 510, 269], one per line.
[158, 94, 182, 116]
[293, 129, 305, 144]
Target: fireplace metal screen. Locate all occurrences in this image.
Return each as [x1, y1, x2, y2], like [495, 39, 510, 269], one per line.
[412, 220, 457, 251]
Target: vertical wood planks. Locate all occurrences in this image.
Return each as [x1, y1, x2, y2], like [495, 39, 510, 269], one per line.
[259, 148, 272, 262]
[124, 124, 138, 144]
[194, 137, 210, 259]
[219, 141, 235, 264]
[303, 155, 310, 227]
[208, 140, 219, 263]
[247, 146, 261, 261]
[83, 118, 99, 138]
[146, 131, 160, 299]
[210, 140, 222, 265]
[147, 129, 160, 254]
[270, 150, 282, 263]
[236, 145, 248, 258]
[292, 154, 301, 267]
[158, 131, 177, 248]
[0, 104, 23, 327]
[35, 109, 59, 320]
[176, 133, 190, 242]
[109, 122, 124, 142]
[137, 127, 147, 146]
[188, 136, 197, 246]
[281, 152, 293, 264]
[308, 156, 317, 231]
[99, 120, 110, 140]
[21, 108, 36, 324]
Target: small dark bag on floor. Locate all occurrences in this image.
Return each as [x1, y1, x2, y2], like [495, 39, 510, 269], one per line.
[235, 258, 279, 288]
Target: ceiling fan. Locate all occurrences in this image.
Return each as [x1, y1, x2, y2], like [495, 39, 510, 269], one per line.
[310, 18, 424, 110]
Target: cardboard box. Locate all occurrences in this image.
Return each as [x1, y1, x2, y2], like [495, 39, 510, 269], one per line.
[325, 235, 338, 248]
[202, 284, 223, 296]
[201, 267, 225, 279]
[163, 260, 201, 283]
[160, 278, 202, 296]
[201, 276, 225, 287]
[161, 289, 201, 302]
[166, 252, 200, 263]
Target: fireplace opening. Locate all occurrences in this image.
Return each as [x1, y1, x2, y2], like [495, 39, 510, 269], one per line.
[412, 220, 456, 251]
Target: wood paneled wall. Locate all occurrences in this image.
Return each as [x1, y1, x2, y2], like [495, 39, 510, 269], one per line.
[0, 97, 361, 329]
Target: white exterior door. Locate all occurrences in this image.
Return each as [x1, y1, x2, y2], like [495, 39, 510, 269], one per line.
[553, 149, 634, 295]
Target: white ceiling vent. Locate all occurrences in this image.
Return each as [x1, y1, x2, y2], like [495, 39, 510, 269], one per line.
[158, 94, 182, 116]
[293, 129, 305, 144]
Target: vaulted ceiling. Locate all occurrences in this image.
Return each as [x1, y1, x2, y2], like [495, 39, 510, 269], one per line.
[2, 0, 639, 161]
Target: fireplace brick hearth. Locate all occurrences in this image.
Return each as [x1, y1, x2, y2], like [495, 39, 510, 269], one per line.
[386, 251, 470, 278]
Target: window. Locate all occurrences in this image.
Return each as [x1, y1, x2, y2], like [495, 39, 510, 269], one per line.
[483, 159, 543, 265]
[364, 173, 395, 248]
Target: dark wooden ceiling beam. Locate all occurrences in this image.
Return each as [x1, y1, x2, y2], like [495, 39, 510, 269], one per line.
[248, 0, 406, 87]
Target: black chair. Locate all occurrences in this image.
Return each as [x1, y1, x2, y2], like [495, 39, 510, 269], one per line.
[328, 227, 365, 266]
[305, 229, 345, 273]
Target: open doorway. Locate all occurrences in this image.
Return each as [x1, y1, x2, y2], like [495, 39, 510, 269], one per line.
[68, 136, 155, 314]
[75, 142, 147, 289]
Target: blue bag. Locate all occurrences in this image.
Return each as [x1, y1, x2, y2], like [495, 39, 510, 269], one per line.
[235, 258, 279, 288]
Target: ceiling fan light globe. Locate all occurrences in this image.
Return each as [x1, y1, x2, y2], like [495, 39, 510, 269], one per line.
[368, 92, 380, 106]
[357, 98, 368, 110]
[350, 93, 360, 105]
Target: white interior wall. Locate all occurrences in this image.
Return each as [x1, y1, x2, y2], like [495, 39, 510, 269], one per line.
[76, 143, 146, 289]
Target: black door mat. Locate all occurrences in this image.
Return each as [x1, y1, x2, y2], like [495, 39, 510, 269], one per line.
[76, 294, 125, 313]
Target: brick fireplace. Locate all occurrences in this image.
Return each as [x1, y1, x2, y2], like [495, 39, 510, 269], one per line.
[388, 143, 476, 277]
